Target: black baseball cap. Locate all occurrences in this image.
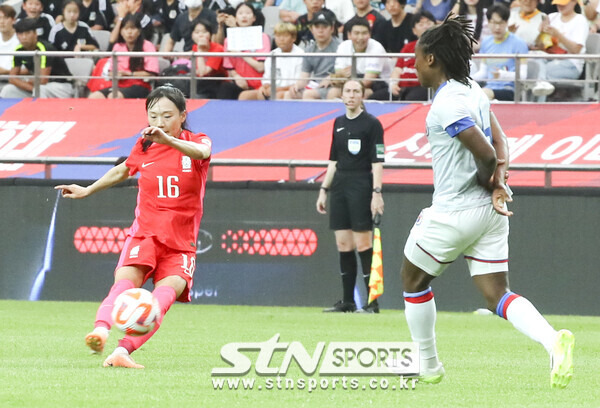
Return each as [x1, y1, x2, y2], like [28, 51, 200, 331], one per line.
[309, 10, 334, 26]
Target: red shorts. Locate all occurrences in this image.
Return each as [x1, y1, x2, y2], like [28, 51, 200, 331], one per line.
[116, 236, 196, 302]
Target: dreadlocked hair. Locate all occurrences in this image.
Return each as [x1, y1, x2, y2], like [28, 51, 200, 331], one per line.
[418, 13, 476, 87]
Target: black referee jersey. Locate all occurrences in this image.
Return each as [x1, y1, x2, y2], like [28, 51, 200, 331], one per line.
[329, 111, 385, 172]
[48, 22, 99, 51]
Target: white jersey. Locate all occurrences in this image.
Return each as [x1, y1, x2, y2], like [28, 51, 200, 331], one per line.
[426, 79, 492, 211]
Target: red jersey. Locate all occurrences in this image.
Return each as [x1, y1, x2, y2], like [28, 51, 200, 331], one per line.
[125, 130, 211, 251]
[395, 40, 418, 88]
[192, 42, 227, 78]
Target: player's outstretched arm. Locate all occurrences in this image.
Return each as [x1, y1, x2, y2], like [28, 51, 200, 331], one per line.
[55, 161, 130, 199]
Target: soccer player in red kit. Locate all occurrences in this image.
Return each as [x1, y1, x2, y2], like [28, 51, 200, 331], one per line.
[55, 85, 211, 368]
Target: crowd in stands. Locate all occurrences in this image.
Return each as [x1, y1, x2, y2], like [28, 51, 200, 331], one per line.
[0, 0, 598, 100]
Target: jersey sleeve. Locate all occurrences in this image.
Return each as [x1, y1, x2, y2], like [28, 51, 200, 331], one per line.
[437, 92, 475, 138]
[125, 139, 143, 176]
[371, 116, 385, 162]
[191, 132, 212, 154]
[328, 119, 339, 161]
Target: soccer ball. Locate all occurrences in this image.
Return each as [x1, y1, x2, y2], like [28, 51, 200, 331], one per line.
[111, 288, 160, 336]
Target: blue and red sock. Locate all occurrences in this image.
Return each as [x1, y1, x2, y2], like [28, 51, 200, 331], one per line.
[496, 291, 521, 319]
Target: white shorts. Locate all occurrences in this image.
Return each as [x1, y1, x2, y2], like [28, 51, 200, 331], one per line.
[404, 204, 509, 277]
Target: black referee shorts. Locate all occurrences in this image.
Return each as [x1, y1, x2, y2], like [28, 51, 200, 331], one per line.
[329, 171, 373, 232]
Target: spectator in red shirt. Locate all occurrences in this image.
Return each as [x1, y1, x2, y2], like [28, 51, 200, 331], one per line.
[191, 18, 226, 98]
[56, 85, 212, 369]
[216, 2, 271, 99]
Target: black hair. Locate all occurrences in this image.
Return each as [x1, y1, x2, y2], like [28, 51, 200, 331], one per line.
[117, 13, 145, 72]
[345, 16, 371, 34]
[411, 10, 436, 29]
[62, 0, 81, 12]
[191, 17, 214, 35]
[417, 13, 475, 87]
[235, 2, 264, 27]
[142, 84, 189, 151]
[486, 3, 510, 21]
[457, 0, 485, 40]
[384, 0, 407, 5]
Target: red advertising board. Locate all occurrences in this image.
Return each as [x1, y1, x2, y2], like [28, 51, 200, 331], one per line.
[0, 99, 598, 187]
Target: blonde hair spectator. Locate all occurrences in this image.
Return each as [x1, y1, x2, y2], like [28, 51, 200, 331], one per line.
[274, 22, 298, 36]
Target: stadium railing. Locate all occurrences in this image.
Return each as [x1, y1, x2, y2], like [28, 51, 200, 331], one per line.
[1, 156, 599, 188]
[0, 49, 599, 102]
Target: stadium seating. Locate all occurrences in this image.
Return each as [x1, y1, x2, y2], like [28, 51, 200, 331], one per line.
[262, 6, 280, 38]
[93, 30, 112, 52]
[65, 57, 95, 98]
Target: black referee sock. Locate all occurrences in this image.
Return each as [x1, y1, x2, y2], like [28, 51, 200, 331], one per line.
[339, 251, 357, 303]
[358, 248, 373, 294]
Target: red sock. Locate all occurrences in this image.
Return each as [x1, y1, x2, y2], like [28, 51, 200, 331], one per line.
[94, 279, 136, 330]
[119, 285, 177, 354]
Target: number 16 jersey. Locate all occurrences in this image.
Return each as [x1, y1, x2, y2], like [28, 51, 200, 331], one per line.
[125, 129, 212, 251]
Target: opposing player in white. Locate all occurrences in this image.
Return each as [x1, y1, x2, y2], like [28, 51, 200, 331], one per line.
[400, 14, 574, 388]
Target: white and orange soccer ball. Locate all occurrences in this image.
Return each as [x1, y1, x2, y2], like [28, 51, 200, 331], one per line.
[111, 288, 160, 336]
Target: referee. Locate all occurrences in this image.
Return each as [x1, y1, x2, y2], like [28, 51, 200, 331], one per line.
[317, 79, 385, 313]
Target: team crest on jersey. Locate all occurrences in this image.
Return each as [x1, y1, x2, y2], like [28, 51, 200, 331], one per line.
[182, 156, 192, 172]
[348, 139, 361, 155]
[130, 245, 140, 258]
[415, 211, 424, 226]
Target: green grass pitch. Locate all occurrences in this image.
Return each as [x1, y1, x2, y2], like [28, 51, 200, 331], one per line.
[1, 300, 599, 408]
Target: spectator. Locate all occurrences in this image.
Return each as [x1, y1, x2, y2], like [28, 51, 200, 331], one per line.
[88, 13, 159, 99]
[415, 0, 455, 22]
[153, 0, 186, 35]
[472, 4, 529, 101]
[79, 0, 116, 30]
[17, 0, 64, 21]
[217, 2, 271, 99]
[191, 18, 226, 98]
[325, 0, 355, 24]
[0, 5, 19, 81]
[240, 22, 304, 99]
[343, 0, 387, 40]
[451, 0, 490, 50]
[508, 0, 547, 50]
[279, 0, 308, 23]
[295, 0, 339, 47]
[370, 9, 435, 100]
[0, 18, 73, 98]
[532, 0, 588, 98]
[49, 0, 100, 52]
[111, 0, 156, 43]
[18, 0, 56, 41]
[376, 0, 417, 53]
[163, 0, 218, 51]
[330, 16, 391, 99]
[285, 9, 341, 99]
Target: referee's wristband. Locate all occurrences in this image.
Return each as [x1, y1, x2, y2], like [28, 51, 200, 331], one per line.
[320, 186, 329, 192]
